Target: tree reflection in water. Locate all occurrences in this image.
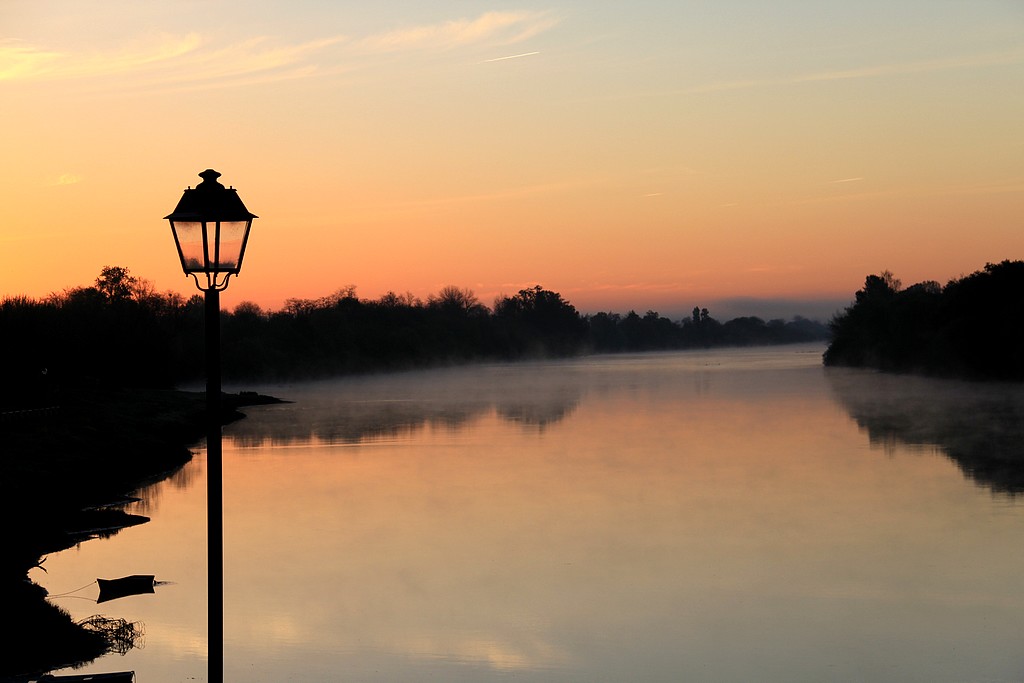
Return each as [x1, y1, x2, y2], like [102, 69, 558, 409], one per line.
[225, 367, 583, 447]
[826, 367, 1024, 495]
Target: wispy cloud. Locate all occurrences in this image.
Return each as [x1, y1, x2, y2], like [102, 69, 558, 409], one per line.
[482, 51, 540, 63]
[680, 47, 1024, 95]
[0, 34, 203, 82]
[744, 264, 803, 274]
[828, 177, 864, 184]
[786, 176, 1024, 207]
[354, 11, 557, 53]
[794, 49, 1024, 83]
[51, 173, 82, 186]
[954, 179, 1024, 196]
[351, 177, 603, 218]
[1, 10, 559, 89]
[0, 40, 63, 80]
[570, 281, 712, 295]
[0, 33, 345, 86]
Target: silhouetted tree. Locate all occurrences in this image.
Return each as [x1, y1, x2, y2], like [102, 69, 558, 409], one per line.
[585, 312, 626, 352]
[494, 286, 588, 357]
[94, 265, 139, 302]
[825, 261, 1024, 379]
[428, 286, 485, 315]
[680, 307, 723, 347]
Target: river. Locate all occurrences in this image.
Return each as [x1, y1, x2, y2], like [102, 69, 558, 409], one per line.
[39, 344, 1024, 682]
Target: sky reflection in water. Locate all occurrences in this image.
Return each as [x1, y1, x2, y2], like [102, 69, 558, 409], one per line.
[43, 345, 1024, 682]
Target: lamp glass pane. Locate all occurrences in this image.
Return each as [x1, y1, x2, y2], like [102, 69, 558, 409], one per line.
[214, 220, 249, 270]
[171, 220, 208, 272]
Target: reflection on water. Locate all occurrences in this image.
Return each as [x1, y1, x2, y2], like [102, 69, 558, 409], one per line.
[827, 367, 1024, 494]
[40, 346, 1024, 682]
[226, 362, 583, 447]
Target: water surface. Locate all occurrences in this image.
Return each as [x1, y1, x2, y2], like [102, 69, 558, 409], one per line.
[42, 345, 1024, 681]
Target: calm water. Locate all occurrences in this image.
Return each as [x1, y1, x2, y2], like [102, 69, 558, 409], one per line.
[40, 344, 1024, 682]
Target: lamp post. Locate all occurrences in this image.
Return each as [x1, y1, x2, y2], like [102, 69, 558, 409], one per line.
[165, 169, 257, 683]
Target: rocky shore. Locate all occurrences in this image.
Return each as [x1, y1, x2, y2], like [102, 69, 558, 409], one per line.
[0, 388, 280, 680]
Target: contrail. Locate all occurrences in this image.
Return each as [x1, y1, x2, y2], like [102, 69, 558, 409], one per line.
[482, 51, 540, 63]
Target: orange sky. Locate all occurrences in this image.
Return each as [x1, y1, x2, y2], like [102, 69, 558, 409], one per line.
[1, 1, 1022, 320]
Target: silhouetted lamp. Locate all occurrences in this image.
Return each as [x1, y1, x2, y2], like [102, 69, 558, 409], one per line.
[165, 168, 257, 292]
[164, 168, 256, 683]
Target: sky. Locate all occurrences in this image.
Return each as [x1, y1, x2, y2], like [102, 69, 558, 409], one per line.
[1, 1, 1022, 321]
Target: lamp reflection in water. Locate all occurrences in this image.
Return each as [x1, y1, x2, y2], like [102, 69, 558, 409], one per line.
[164, 169, 257, 683]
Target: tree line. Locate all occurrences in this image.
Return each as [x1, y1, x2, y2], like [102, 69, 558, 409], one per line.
[824, 259, 1024, 380]
[1, 267, 829, 407]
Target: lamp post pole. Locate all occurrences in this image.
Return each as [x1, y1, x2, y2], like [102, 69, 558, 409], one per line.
[165, 169, 256, 683]
[206, 287, 224, 681]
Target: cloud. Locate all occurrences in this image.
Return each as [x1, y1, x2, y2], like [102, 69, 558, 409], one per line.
[482, 51, 540, 63]
[0, 34, 204, 82]
[354, 11, 558, 53]
[52, 173, 82, 186]
[678, 47, 1024, 96]
[0, 32, 358, 91]
[0, 40, 62, 80]
[343, 177, 603, 222]
[154, 35, 348, 88]
[793, 48, 1024, 84]
[1, 10, 558, 89]
[570, 281, 713, 296]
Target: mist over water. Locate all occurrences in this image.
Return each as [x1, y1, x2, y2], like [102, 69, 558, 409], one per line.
[39, 345, 1024, 682]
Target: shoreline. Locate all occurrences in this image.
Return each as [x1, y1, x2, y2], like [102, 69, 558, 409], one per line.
[0, 387, 282, 680]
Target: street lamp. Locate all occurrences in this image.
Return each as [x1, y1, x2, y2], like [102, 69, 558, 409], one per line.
[166, 168, 257, 292]
[165, 169, 257, 683]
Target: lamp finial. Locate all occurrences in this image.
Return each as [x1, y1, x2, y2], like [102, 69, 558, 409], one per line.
[198, 169, 223, 187]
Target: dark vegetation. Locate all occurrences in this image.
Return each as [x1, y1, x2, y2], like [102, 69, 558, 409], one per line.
[2, 267, 830, 403]
[1, 390, 201, 678]
[0, 389, 272, 679]
[824, 260, 1024, 380]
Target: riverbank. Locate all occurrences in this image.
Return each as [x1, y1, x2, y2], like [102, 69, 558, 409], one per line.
[0, 387, 281, 680]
